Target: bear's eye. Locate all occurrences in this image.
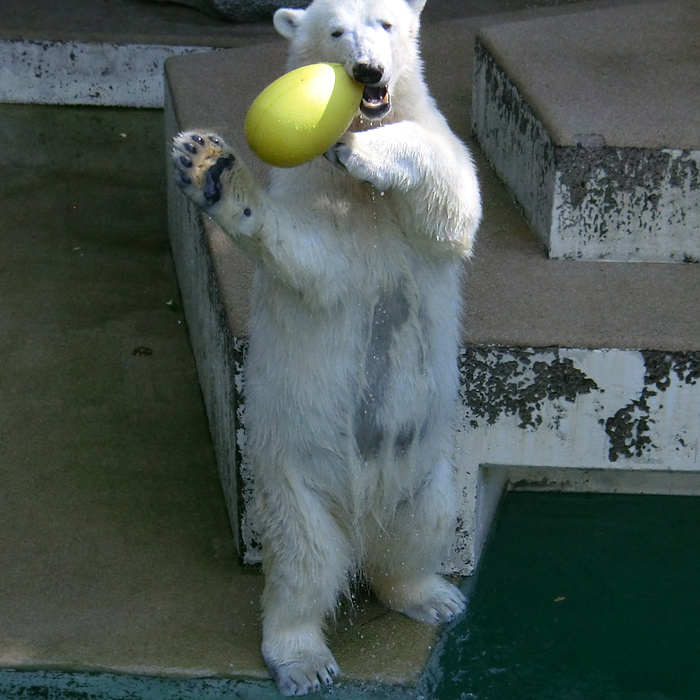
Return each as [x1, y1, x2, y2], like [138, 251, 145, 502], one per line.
[331, 29, 344, 38]
[381, 20, 393, 31]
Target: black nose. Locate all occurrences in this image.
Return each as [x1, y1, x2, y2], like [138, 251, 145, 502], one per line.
[353, 63, 384, 85]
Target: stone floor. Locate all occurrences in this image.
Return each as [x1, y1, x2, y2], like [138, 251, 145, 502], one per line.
[0, 102, 439, 698]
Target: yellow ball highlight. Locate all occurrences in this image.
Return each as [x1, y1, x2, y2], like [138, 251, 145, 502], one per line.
[245, 63, 363, 168]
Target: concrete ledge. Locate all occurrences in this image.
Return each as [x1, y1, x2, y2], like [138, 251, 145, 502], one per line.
[0, 41, 216, 107]
[165, 28, 700, 578]
[1, 670, 431, 700]
[472, 0, 700, 262]
[0, 0, 277, 107]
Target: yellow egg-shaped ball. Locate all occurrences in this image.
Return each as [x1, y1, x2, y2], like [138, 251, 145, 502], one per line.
[245, 62, 363, 168]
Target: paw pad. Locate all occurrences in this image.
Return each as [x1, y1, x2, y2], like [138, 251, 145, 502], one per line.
[172, 131, 238, 210]
[203, 154, 235, 205]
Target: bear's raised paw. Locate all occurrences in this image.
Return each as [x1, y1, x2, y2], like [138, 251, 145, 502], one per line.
[172, 131, 237, 212]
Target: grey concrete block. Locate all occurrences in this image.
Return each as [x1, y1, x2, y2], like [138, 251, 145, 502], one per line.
[472, 0, 700, 262]
[0, 40, 214, 107]
[151, 0, 309, 22]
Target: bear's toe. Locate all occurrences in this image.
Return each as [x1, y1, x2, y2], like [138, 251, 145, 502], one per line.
[270, 655, 340, 696]
[401, 578, 467, 625]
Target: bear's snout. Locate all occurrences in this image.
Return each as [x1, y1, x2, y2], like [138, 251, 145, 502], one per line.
[352, 62, 384, 85]
[353, 62, 391, 119]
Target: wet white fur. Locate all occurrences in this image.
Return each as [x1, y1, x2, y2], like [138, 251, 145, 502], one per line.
[171, 0, 481, 695]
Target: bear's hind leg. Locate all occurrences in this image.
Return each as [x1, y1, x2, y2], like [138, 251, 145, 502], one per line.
[259, 480, 352, 696]
[365, 458, 466, 625]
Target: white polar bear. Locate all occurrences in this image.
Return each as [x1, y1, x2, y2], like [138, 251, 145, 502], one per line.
[172, 0, 481, 695]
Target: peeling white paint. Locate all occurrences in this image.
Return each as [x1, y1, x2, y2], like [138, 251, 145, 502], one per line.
[446, 346, 700, 573]
[471, 39, 556, 251]
[551, 149, 700, 262]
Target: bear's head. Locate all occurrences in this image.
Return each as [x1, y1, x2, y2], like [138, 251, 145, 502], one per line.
[273, 0, 427, 122]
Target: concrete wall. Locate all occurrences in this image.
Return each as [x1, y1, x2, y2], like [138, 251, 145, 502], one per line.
[222, 343, 700, 573]
[0, 40, 213, 107]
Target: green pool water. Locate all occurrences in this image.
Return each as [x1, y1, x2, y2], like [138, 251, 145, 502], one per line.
[428, 492, 700, 700]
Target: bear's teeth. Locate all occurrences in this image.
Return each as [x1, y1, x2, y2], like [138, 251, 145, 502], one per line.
[360, 86, 390, 117]
[362, 86, 388, 105]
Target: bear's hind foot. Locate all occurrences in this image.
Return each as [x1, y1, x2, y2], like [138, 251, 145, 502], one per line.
[374, 574, 467, 626]
[172, 131, 237, 212]
[263, 635, 340, 697]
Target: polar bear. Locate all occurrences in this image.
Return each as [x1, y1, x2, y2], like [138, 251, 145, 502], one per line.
[171, 0, 481, 694]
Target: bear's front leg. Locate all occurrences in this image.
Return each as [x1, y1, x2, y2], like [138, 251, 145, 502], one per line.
[325, 130, 400, 192]
[172, 131, 264, 240]
[172, 131, 349, 306]
[326, 123, 480, 256]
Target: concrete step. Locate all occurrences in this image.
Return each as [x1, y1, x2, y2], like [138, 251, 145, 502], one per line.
[164, 8, 700, 580]
[472, 0, 700, 262]
[0, 0, 278, 107]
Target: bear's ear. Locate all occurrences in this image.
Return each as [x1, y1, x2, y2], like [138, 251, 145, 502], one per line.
[404, 0, 427, 15]
[273, 8, 306, 39]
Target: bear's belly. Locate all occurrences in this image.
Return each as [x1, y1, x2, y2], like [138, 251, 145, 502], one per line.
[245, 242, 462, 505]
[353, 285, 431, 462]
[253, 278, 452, 415]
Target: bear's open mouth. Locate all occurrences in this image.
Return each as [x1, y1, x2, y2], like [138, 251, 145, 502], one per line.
[360, 86, 390, 119]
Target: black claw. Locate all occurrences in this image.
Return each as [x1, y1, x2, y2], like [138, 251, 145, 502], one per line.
[179, 155, 193, 168]
[184, 142, 197, 154]
[178, 172, 192, 186]
[191, 134, 205, 145]
[209, 136, 220, 145]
